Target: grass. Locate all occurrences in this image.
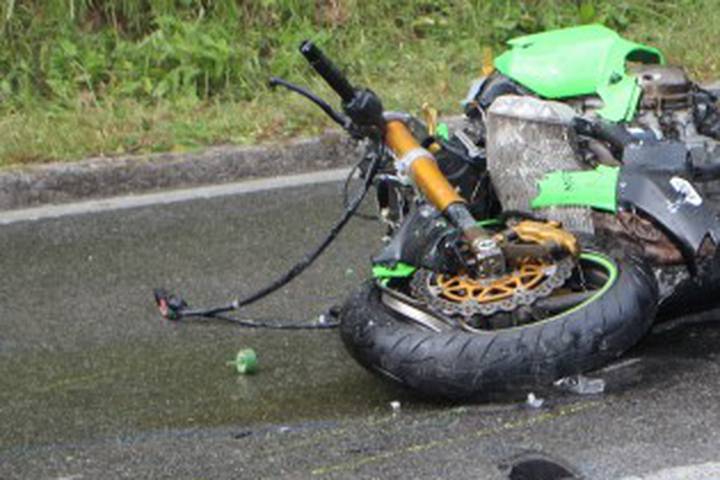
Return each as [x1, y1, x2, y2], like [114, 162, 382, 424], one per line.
[1, 0, 719, 167]
[0, 42, 471, 165]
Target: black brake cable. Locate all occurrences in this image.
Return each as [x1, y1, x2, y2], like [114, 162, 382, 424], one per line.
[153, 147, 383, 328]
[182, 310, 341, 330]
[342, 158, 379, 221]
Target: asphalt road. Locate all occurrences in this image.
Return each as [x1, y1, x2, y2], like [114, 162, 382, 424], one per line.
[1, 174, 720, 479]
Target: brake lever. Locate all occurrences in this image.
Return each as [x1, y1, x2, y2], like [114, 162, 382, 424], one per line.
[268, 77, 355, 133]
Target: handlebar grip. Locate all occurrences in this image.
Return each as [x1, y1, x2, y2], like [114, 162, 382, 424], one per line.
[299, 40, 355, 103]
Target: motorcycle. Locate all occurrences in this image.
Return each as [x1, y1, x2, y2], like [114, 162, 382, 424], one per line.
[306, 26, 720, 399]
[157, 25, 720, 400]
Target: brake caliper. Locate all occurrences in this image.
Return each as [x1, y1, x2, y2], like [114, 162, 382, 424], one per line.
[411, 220, 578, 318]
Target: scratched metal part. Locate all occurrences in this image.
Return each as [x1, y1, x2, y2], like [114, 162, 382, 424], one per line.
[485, 95, 594, 234]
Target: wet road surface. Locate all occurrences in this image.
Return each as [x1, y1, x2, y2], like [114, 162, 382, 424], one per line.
[1, 177, 720, 479]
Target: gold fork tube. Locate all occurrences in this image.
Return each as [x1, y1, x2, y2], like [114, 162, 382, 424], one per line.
[384, 120, 464, 212]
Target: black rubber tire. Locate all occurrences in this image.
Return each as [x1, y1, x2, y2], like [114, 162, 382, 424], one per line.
[339, 250, 658, 399]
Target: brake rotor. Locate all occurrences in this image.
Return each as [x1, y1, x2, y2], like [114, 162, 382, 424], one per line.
[411, 255, 575, 318]
[437, 257, 550, 303]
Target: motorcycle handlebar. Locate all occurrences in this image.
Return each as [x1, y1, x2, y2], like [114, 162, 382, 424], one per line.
[296, 41, 470, 232]
[299, 40, 355, 103]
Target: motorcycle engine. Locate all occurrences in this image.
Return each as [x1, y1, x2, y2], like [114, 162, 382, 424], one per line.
[631, 65, 697, 141]
[574, 64, 720, 145]
[634, 64, 692, 112]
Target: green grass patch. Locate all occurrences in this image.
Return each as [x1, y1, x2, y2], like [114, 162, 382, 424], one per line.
[1, 0, 719, 166]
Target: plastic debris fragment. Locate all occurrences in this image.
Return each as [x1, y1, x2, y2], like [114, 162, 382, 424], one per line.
[554, 374, 605, 395]
[526, 392, 544, 408]
[226, 348, 258, 374]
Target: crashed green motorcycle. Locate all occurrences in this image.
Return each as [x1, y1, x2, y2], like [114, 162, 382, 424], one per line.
[156, 25, 720, 400]
[338, 24, 720, 399]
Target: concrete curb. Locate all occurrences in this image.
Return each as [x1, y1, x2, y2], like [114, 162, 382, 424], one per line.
[0, 131, 358, 211]
[0, 116, 465, 211]
[0, 168, 353, 225]
[2, 80, 719, 212]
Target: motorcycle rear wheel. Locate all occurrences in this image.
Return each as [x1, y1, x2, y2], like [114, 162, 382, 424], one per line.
[339, 249, 658, 399]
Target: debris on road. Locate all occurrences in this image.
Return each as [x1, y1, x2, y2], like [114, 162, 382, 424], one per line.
[227, 348, 258, 374]
[554, 374, 606, 395]
[526, 392, 545, 408]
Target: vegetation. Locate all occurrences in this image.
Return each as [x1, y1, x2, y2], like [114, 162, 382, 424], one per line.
[1, 0, 718, 166]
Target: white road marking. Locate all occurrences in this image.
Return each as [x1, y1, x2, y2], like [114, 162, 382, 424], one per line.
[622, 462, 720, 479]
[0, 168, 351, 225]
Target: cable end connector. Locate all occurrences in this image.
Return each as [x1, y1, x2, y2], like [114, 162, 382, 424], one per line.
[153, 288, 188, 321]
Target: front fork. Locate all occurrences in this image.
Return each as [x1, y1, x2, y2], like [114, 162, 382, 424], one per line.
[383, 120, 506, 276]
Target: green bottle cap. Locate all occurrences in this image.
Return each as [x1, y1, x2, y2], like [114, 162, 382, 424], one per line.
[226, 348, 258, 374]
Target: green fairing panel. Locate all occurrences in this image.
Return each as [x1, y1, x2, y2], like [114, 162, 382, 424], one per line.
[372, 262, 417, 279]
[436, 122, 450, 141]
[532, 165, 619, 212]
[494, 24, 664, 121]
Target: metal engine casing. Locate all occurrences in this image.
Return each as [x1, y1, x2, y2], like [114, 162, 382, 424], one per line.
[633, 64, 692, 111]
[485, 95, 594, 233]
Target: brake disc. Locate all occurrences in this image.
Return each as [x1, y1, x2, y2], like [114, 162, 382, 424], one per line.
[410, 255, 575, 318]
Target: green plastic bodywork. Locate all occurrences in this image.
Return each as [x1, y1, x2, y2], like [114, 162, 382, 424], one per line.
[436, 122, 450, 141]
[372, 262, 417, 279]
[532, 165, 619, 212]
[494, 24, 665, 122]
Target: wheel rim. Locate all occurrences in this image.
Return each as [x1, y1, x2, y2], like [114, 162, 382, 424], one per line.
[459, 251, 619, 332]
[379, 251, 620, 333]
[557, 252, 618, 317]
